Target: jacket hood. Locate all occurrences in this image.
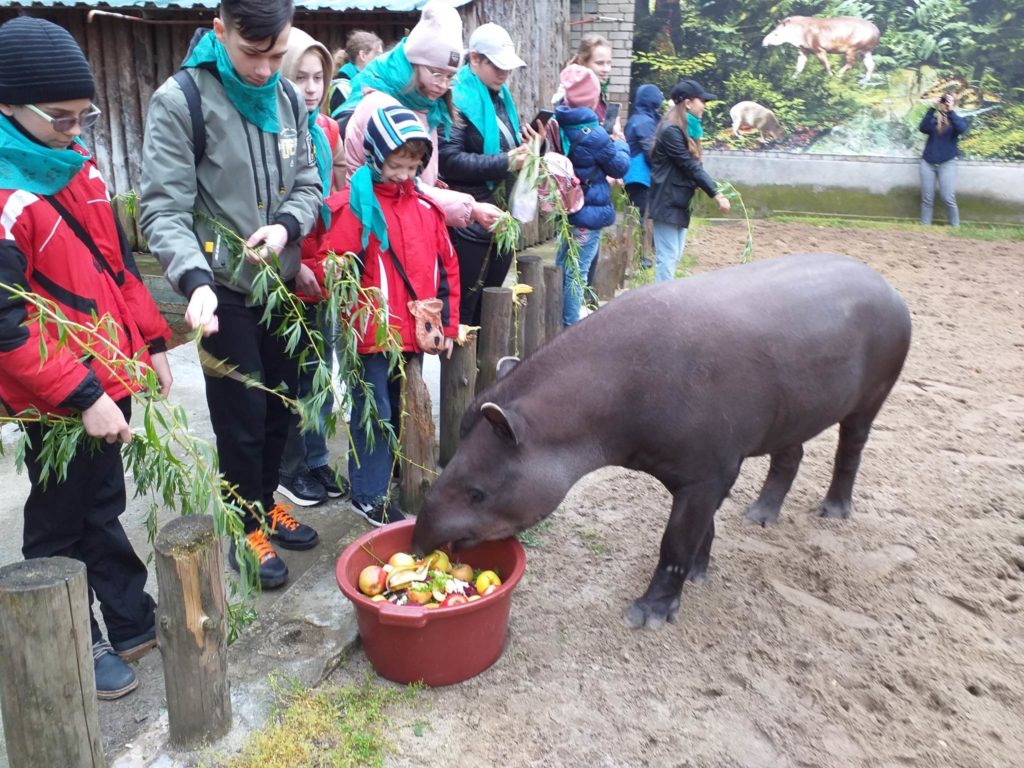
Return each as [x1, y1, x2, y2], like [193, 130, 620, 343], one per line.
[282, 27, 334, 115]
[555, 104, 599, 127]
[632, 84, 664, 118]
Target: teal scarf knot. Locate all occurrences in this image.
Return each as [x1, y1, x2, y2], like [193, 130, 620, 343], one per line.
[349, 165, 389, 252]
[451, 67, 520, 156]
[338, 61, 359, 80]
[0, 115, 89, 195]
[686, 112, 704, 140]
[184, 31, 283, 134]
[337, 41, 452, 140]
[308, 111, 333, 227]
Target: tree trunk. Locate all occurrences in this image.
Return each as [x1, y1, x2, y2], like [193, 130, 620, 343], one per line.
[154, 516, 231, 749]
[399, 355, 435, 514]
[0, 558, 105, 768]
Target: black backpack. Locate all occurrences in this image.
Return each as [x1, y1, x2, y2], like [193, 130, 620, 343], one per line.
[172, 69, 301, 166]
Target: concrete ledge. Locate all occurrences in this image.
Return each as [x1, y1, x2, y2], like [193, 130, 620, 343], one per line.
[704, 150, 1024, 224]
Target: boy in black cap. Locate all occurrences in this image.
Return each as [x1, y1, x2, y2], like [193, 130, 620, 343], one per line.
[0, 16, 172, 699]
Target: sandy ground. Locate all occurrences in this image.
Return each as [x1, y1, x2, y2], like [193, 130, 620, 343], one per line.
[330, 221, 1023, 768]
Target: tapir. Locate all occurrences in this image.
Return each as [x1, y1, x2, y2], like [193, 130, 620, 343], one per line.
[413, 254, 911, 628]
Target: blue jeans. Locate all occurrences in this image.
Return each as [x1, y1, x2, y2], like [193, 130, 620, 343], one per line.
[920, 158, 959, 227]
[348, 352, 402, 505]
[280, 305, 336, 479]
[556, 226, 602, 327]
[652, 221, 688, 283]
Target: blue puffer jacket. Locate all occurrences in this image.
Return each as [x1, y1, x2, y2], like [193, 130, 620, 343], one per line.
[555, 105, 630, 230]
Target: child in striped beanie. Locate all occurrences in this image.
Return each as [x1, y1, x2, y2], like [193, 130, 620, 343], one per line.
[315, 104, 460, 526]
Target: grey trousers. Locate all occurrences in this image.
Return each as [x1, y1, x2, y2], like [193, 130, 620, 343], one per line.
[920, 158, 959, 227]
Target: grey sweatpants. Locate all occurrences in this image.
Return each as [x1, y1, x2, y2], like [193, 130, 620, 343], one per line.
[920, 158, 959, 227]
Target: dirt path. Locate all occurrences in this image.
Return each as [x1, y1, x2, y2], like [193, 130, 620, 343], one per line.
[335, 221, 1024, 768]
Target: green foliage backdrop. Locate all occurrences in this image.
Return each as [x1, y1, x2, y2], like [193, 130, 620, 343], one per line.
[631, 0, 1023, 160]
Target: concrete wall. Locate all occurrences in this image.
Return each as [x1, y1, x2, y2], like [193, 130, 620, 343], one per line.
[568, 0, 636, 108]
[702, 151, 1024, 225]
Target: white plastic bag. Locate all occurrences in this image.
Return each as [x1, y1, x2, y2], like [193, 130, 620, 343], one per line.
[509, 157, 539, 223]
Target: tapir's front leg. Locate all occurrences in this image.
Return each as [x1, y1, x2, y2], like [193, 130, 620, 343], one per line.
[625, 474, 735, 629]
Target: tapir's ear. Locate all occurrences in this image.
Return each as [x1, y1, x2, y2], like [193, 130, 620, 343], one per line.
[495, 356, 520, 381]
[480, 402, 520, 446]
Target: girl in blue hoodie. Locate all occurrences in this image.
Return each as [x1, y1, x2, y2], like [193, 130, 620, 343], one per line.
[553, 65, 630, 327]
[622, 84, 664, 216]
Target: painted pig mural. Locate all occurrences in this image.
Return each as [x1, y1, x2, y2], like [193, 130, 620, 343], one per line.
[413, 254, 911, 629]
[729, 101, 786, 142]
[762, 16, 880, 82]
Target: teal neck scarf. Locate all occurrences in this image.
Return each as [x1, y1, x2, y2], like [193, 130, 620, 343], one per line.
[560, 119, 600, 158]
[184, 31, 282, 134]
[349, 164, 389, 252]
[451, 67, 521, 156]
[686, 112, 704, 140]
[337, 41, 452, 139]
[308, 110, 333, 227]
[338, 61, 360, 80]
[0, 115, 89, 195]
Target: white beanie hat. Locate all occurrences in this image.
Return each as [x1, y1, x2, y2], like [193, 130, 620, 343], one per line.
[404, 0, 464, 72]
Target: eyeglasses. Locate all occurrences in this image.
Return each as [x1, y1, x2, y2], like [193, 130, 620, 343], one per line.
[24, 103, 102, 133]
[422, 67, 456, 86]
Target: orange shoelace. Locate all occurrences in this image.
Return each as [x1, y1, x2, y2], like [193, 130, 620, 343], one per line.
[268, 504, 300, 533]
[245, 530, 277, 564]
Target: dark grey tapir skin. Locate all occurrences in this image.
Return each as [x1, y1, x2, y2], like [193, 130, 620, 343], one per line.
[413, 253, 911, 628]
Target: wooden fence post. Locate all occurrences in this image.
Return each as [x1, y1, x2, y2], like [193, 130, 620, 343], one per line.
[154, 515, 231, 749]
[518, 254, 545, 357]
[440, 333, 478, 466]
[594, 222, 631, 301]
[543, 264, 564, 341]
[477, 286, 512, 395]
[399, 355, 435, 514]
[0, 557, 105, 768]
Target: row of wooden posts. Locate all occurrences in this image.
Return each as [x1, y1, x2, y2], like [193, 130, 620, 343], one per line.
[0, 225, 637, 766]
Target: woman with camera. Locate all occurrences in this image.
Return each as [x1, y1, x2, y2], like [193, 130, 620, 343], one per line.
[919, 93, 968, 227]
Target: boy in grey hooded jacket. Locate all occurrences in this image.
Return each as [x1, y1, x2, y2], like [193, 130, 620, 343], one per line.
[140, 0, 323, 589]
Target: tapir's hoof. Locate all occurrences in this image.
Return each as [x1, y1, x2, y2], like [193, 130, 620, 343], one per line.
[687, 562, 709, 584]
[624, 596, 680, 629]
[744, 502, 781, 527]
[818, 499, 852, 519]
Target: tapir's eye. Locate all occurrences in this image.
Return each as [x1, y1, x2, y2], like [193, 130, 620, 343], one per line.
[466, 487, 486, 505]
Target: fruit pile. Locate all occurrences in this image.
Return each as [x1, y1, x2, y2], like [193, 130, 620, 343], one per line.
[357, 549, 502, 608]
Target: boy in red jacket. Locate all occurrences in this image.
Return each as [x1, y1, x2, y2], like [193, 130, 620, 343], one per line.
[317, 105, 459, 526]
[0, 18, 171, 699]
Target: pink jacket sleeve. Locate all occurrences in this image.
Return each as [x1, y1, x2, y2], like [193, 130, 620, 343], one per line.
[343, 89, 475, 228]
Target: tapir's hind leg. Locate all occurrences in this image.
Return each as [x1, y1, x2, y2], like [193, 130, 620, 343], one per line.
[745, 444, 804, 526]
[819, 410, 877, 519]
[626, 469, 738, 629]
[688, 520, 715, 584]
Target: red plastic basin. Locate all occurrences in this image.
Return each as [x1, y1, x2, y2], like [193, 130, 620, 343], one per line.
[335, 519, 526, 686]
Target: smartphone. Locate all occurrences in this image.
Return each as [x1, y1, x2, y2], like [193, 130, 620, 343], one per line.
[531, 109, 554, 128]
[603, 102, 621, 133]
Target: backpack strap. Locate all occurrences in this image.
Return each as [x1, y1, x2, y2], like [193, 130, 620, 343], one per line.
[172, 70, 205, 167]
[386, 249, 418, 301]
[43, 195, 124, 286]
[173, 70, 302, 167]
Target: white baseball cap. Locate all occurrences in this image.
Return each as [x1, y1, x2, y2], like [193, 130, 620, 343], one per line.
[468, 23, 526, 71]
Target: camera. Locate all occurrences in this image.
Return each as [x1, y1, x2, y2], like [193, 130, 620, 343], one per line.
[940, 94, 952, 106]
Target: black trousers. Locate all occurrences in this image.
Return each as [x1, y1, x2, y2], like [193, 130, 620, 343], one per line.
[23, 399, 154, 645]
[200, 290, 299, 531]
[450, 229, 514, 328]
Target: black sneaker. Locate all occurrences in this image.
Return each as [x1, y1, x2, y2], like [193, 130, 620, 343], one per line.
[228, 530, 289, 589]
[309, 465, 349, 499]
[276, 471, 327, 507]
[267, 504, 320, 550]
[351, 498, 407, 528]
[93, 640, 139, 700]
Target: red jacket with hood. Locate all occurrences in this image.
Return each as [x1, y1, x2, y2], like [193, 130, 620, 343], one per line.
[313, 179, 459, 354]
[0, 149, 170, 416]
